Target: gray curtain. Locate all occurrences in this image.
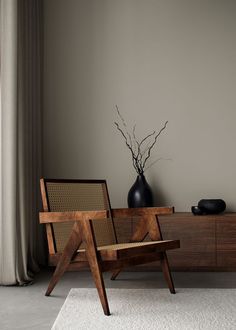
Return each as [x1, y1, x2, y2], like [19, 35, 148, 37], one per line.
[0, 0, 44, 285]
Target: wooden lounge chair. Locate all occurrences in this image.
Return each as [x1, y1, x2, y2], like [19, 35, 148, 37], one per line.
[39, 178, 180, 315]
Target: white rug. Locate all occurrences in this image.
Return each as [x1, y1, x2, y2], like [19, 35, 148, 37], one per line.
[52, 288, 236, 330]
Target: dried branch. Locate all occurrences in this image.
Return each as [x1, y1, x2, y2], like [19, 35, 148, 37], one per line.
[116, 105, 133, 151]
[139, 130, 156, 148]
[132, 125, 138, 155]
[114, 121, 139, 173]
[142, 121, 168, 170]
[114, 106, 168, 175]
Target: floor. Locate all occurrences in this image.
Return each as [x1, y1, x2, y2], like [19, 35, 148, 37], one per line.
[1, 269, 236, 330]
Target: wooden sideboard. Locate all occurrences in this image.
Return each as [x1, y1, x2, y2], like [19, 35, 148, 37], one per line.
[114, 212, 236, 271]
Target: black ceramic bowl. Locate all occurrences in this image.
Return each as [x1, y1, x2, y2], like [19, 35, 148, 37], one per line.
[191, 206, 204, 215]
[198, 199, 226, 214]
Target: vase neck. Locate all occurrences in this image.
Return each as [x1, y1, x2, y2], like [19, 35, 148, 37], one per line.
[137, 174, 146, 182]
[137, 173, 145, 177]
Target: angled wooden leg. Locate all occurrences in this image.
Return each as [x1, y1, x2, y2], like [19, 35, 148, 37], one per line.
[146, 215, 176, 294]
[88, 257, 110, 315]
[160, 252, 175, 294]
[83, 219, 110, 315]
[46, 222, 82, 296]
[111, 268, 122, 280]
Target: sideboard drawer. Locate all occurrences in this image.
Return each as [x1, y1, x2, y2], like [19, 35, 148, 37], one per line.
[216, 216, 236, 268]
[159, 214, 216, 269]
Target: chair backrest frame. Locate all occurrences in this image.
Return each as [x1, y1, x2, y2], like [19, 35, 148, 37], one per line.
[40, 178, 117, 255]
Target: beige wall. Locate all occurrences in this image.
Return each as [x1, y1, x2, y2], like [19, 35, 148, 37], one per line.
[43, 0, 236, 211]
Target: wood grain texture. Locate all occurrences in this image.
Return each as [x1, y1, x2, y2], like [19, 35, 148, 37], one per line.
[216, 214, 236, 267]
[45, 221, 83, 296]
[99, 240, 180, 260]
[46, 224, 56, 255]
[40, 178, 56, 254]
[101, 253, 162, 272]
[121, 212, 236, 270]
[83, 219, 110, 315]
[129, 213, 216, 269]
[39, 210, 108, 223]
[40, 178, 49, 211]
[158, 213, 216, 268]
[112, 206, 174, 218]
[160, 252, 176, 294]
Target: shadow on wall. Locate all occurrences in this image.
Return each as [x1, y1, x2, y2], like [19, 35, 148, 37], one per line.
[151, 176, 169, 207]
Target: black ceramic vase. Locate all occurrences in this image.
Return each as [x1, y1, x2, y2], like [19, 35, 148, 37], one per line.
[127, 174, 153, 208]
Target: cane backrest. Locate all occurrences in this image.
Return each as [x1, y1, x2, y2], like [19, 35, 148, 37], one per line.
[41, 179, 117, 253]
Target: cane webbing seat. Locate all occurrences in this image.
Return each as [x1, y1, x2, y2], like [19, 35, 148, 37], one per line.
[78, 240, 174, 252]
[77, 240, 177, 260]
[44, 180, 116, 252]
[39, 178, 180, 316]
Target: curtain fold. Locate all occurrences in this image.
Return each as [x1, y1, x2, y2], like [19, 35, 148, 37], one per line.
[0, 0, 44, 285]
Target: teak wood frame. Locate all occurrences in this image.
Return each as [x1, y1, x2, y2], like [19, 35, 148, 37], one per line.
[39, 178, 180, 315]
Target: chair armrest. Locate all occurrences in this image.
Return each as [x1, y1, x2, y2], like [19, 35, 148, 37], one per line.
[39, 210, 108, 224]
[111, 206, 174, 218]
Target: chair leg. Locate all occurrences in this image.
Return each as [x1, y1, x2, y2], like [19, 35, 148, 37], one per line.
[160, 252, 176, 294]
[83, 218, 110, 315]
[46, 223, 82, 296]
[110, 268, 122, 280]
[88, 260, 110, 315]
[46, 252, 73, 296]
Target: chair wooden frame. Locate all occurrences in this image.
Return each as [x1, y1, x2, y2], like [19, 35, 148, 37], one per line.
[39, 178, 180, 315]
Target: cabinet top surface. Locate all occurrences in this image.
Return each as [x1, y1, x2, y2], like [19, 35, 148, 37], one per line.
[160, 212, 236, 218]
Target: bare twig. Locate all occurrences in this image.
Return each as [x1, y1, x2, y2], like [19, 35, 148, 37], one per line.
[132, 125, 138, 155]
[116, 105, 133, 151]
[115, 121, 139, 173]
[114, 107, 168, 175]
[142, 121, 168, 170]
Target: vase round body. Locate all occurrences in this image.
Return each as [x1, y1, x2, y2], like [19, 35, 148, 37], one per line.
[128, 174, 153, 208]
